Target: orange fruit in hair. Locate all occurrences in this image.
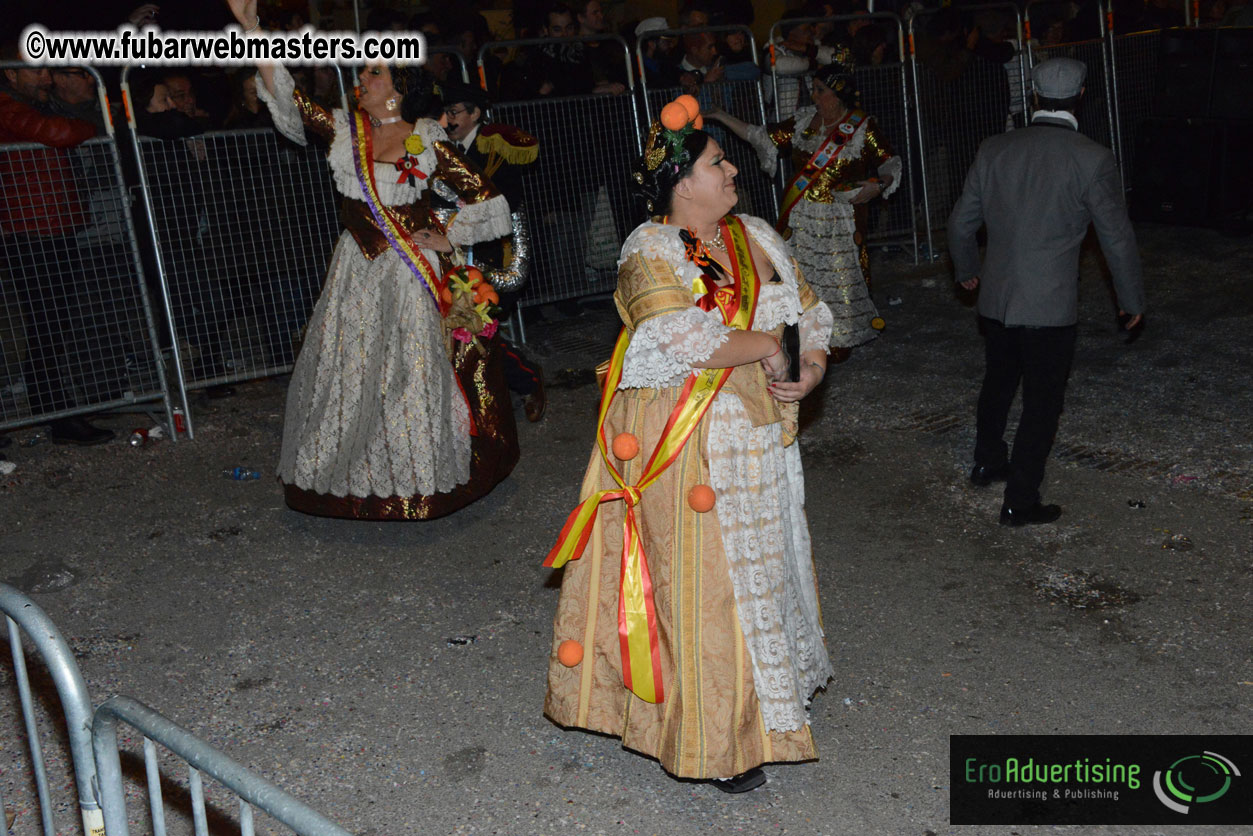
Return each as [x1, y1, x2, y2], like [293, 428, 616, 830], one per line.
[611, 432, 640, 461]
[675, 94, 700, 120]
[688, 484, 716, 513]
[440, 286, 453, 304]
[693, 114, 704, 131]
[482, 288, 499, 306]
[660, 101, 689, 131]
[463, 265, 484, 286]
[557, 640, 584, 667]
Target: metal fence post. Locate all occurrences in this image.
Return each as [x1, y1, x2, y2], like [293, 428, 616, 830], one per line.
[476, 35, 644, 309]
[0, 584, 104, 836]
[0, 63, 178, 439]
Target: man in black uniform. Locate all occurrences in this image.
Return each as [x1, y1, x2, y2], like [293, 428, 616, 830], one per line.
[440, 80, 546, 422]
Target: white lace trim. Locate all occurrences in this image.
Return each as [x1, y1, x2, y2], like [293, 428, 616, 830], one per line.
[746, 124, 781, 178]
[616, 218, 810, 385]
[446, 193, 511, 247]
[620, 307, 730, 389]
[255, 65, 307, 147]
[706, 395, 833, 732]
[800, 301, 835, 353]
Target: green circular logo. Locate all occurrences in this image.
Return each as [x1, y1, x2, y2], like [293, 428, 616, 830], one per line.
[1153, 752, 1241, 814]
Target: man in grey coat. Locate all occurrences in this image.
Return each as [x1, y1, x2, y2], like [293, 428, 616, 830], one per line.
[948, 57, 1145, 526]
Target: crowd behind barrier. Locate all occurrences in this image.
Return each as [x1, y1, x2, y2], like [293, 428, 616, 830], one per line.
[0, 2, 1233, 441]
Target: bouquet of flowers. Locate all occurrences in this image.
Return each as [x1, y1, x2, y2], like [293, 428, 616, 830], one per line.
[440, 265, 501, 353]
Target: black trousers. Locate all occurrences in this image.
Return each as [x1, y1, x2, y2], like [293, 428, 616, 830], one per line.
[973, 316, 1077, 509]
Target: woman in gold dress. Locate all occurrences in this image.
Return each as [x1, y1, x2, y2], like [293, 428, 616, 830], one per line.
[544, 100, 835, 793]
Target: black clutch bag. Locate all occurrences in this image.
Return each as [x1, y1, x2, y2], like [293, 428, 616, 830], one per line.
[781, 323, 801, 382]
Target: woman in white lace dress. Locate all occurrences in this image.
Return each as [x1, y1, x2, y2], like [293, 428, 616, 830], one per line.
[544, 109, 835, 793]
[230, 0, 515, 519]
[708, 52, 901, 362]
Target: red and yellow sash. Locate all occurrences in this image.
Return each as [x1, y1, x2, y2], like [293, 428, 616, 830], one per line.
[776, 109, 866, 234]
[349, 110, 446, 313]
[544, 217, 761, 704]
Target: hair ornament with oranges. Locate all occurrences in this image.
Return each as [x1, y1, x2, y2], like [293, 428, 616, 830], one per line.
[631, 94, 711, 216]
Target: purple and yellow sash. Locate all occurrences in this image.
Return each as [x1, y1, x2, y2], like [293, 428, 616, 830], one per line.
[349, 111, 445, 312]
[776, 110, 866, 234]
[544, 217, 761, 704]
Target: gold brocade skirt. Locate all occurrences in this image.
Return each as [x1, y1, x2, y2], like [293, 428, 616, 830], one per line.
[544, 387, 819, 780]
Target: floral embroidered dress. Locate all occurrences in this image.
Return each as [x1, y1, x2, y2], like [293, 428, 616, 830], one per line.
[257, 65, 515, 519]
[747, 106, 901, 349]
[545, 216, 836, 779]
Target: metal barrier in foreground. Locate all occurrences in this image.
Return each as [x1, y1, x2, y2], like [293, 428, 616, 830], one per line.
[0, 583, 356, 836]
[0, 63, 178, 438]
[93, 696, 354, 836]
[480, 35, 643, 308]
[0, 583, 103, 836]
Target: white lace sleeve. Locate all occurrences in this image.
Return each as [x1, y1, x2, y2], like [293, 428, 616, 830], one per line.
[446, 194, 512, 247]
[800, 301, 834, 353]
[620, 307, 731, 389]
[255, 65, 306, 147]
[878, 155, 903, 199]
[746, 124, 780, 178]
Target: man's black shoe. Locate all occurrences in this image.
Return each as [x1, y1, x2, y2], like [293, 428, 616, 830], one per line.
[49, 417, 115, 446]
[969, 463, 1009, 487]
[999, 502, 1062, 527]
[710, 767, 767, 794]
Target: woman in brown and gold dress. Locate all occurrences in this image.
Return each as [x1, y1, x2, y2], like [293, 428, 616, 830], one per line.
[708, 49, 901, 361]
[544, 101, 834, 793]
[229, 0, 516, 519]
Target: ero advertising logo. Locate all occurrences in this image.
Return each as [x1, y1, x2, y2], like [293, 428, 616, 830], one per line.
[950, 735, 1250, 825]
[1153, 751, 1241, 814]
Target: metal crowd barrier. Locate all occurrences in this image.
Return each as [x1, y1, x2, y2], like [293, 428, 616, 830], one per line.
[1108, 27, 1164, 187]
[93, 697, 353, 836]
[637, 25, 781, 225]
[479, 35, 643, 308]
[768, 14, 921, 254]
[1026, 0, 1119, 157]
[908, 4, 1027, 251]
[119, 67, 346, 437]
[0, 583, 103, 836]
[0, 64, 178, 438]
[0, 583, 355, 836]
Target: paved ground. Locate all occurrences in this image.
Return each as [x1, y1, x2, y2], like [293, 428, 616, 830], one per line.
[1, 223, 1250, 836]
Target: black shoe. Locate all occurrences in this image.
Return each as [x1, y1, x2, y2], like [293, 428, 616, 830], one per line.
[969, 463, 1009, 487]
[999, 502, 1062, 527]
[710, 767, 767, 794]
[49, 417, 116, 446]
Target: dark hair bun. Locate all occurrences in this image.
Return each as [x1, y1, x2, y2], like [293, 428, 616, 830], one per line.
[629, 128, 711, 221]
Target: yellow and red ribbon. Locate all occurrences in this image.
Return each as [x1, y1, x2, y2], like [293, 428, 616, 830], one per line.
[545, 217, 761, 704]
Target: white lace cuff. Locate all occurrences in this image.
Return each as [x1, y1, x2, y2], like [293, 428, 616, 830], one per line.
[878, 156, 903, 199]
[620, 307, 731, 389]
[746, 124, 780, 178]
[800, 301, 835, 353]
[446, 194, 511, 247]
[255, 65, 306, 147]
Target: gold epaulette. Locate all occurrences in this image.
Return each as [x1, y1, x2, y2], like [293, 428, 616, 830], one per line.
[476, 124, 539, 165]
